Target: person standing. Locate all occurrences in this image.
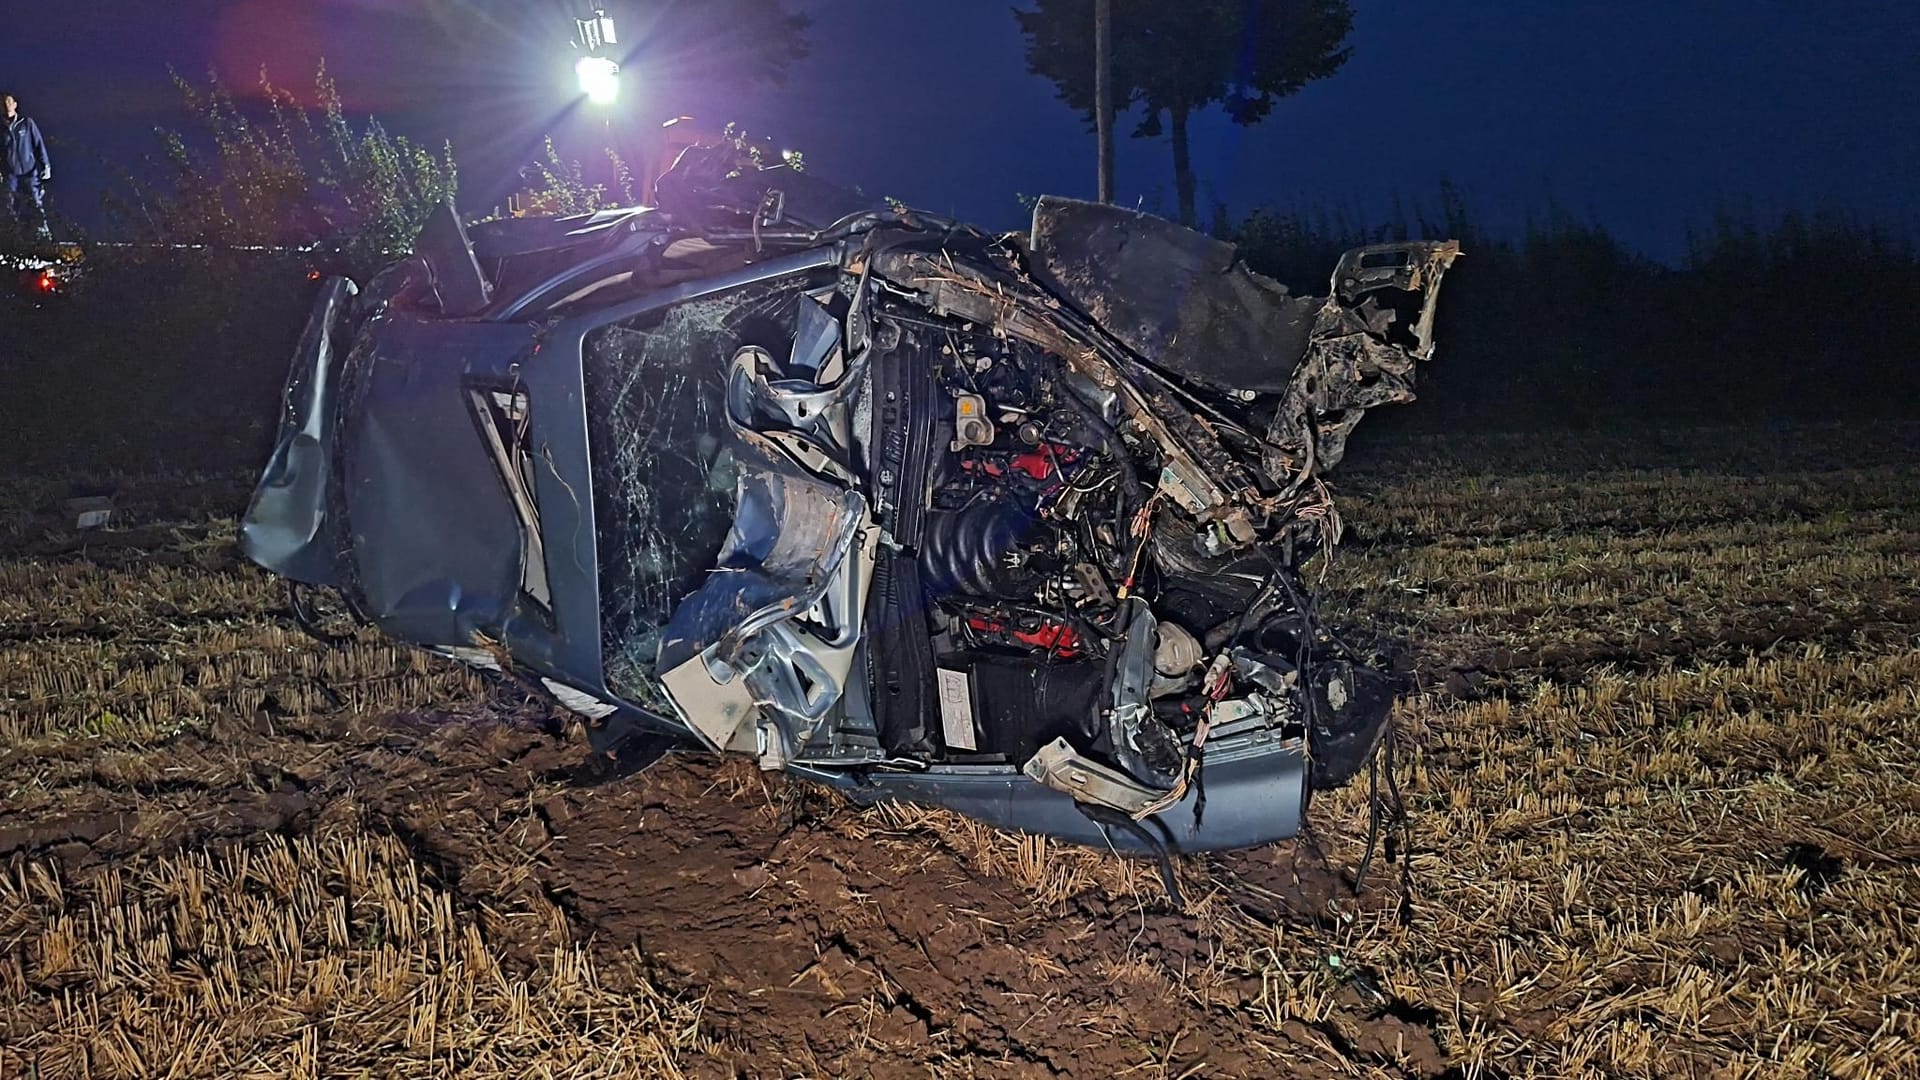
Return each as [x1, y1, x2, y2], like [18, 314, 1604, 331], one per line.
[2, 93, 53, 241]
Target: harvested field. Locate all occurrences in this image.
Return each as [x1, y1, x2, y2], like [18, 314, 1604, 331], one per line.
[2, 425, 1917, 1078]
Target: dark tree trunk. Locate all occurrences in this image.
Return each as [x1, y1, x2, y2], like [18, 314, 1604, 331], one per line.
[1095, 0, 1114, 204]
[1170, 104, 1195, 227]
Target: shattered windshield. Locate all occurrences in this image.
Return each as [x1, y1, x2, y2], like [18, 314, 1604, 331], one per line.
[583, 282, 813, 705]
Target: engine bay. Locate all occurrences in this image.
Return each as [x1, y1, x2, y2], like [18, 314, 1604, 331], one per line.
[836, 216, 1451, 812]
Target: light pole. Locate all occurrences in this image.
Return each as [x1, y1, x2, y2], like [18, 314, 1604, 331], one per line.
[574, 7, 621, 105]
[1095, 0, 1114, 204]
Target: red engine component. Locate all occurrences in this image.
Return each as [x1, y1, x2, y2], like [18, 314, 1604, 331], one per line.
[1013, 622, 1080, 652]
[1009, 451, 1053, 480]
[965, 612, 1082, 658]
[958, 444, 1080, 483]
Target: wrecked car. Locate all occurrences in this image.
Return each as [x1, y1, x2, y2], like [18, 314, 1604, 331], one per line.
[241, 145, 1458, 855]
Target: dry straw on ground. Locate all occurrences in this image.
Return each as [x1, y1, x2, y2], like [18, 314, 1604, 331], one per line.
[2, 426, 1917, 1078]
[1, 828, 706, 1078]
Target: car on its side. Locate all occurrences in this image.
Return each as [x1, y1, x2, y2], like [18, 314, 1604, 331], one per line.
[241, 145, 1458, 857]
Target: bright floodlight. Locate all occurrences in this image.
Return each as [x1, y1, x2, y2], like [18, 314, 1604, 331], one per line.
[576, 56, 620, 105]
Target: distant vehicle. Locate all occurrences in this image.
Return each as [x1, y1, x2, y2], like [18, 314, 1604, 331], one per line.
[3, 243, 81, 300]
[241, 144, 1458, 855]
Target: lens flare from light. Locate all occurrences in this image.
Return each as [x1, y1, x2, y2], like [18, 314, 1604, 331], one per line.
[575, 56, 621, 105]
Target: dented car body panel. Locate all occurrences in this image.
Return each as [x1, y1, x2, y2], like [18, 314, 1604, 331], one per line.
[243, 149, 1458, 854]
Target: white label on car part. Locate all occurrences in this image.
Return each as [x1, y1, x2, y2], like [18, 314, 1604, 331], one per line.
[440, 646, 503, 672]
[936, 668, 978, 752]
[542, 678, 620, 721]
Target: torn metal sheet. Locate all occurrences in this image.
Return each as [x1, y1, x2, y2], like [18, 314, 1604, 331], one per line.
[239, 276, 356, 585]
[239, 141, 1458, 854]
[1028, 197, 1320, 393]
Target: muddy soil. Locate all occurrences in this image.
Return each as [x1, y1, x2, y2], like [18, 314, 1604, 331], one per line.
[0, 489, 1443, 1078]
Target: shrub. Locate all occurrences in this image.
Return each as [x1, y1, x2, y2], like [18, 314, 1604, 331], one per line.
[105, 64, 457, 275]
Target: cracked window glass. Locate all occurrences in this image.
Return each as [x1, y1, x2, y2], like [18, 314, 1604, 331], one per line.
[583, 279, 813, 705]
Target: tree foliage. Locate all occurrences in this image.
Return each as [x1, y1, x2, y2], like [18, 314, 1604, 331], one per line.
[107, 65, 458, 269]
[1016, 0, 1353, 226]
[514, 137, 635, 218]
[513, 124, 799, 218]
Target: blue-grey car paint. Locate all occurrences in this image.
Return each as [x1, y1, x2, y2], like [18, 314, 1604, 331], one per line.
[340, 316, 536, 646]
[239, 277, 357, 587]
[489, 222, 666, 322]
[793, 731, 1307, 855]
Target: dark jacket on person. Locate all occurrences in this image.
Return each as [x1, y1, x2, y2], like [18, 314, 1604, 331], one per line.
[2, 114, 51, 180]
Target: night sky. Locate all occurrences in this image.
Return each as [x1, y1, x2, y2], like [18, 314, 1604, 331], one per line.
[8, 1, 1919, 261]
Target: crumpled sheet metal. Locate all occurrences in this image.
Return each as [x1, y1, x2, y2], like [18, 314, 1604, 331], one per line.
[1263, 309, 1422, 479]
[239, 276, 358, 587]
[340, 317, 537, 646]
[1266, 242, 1462, 480]
[1028, 196, 1320, 394]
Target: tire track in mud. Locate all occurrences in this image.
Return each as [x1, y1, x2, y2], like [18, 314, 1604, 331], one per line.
[483, 757, 1444, 1077]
